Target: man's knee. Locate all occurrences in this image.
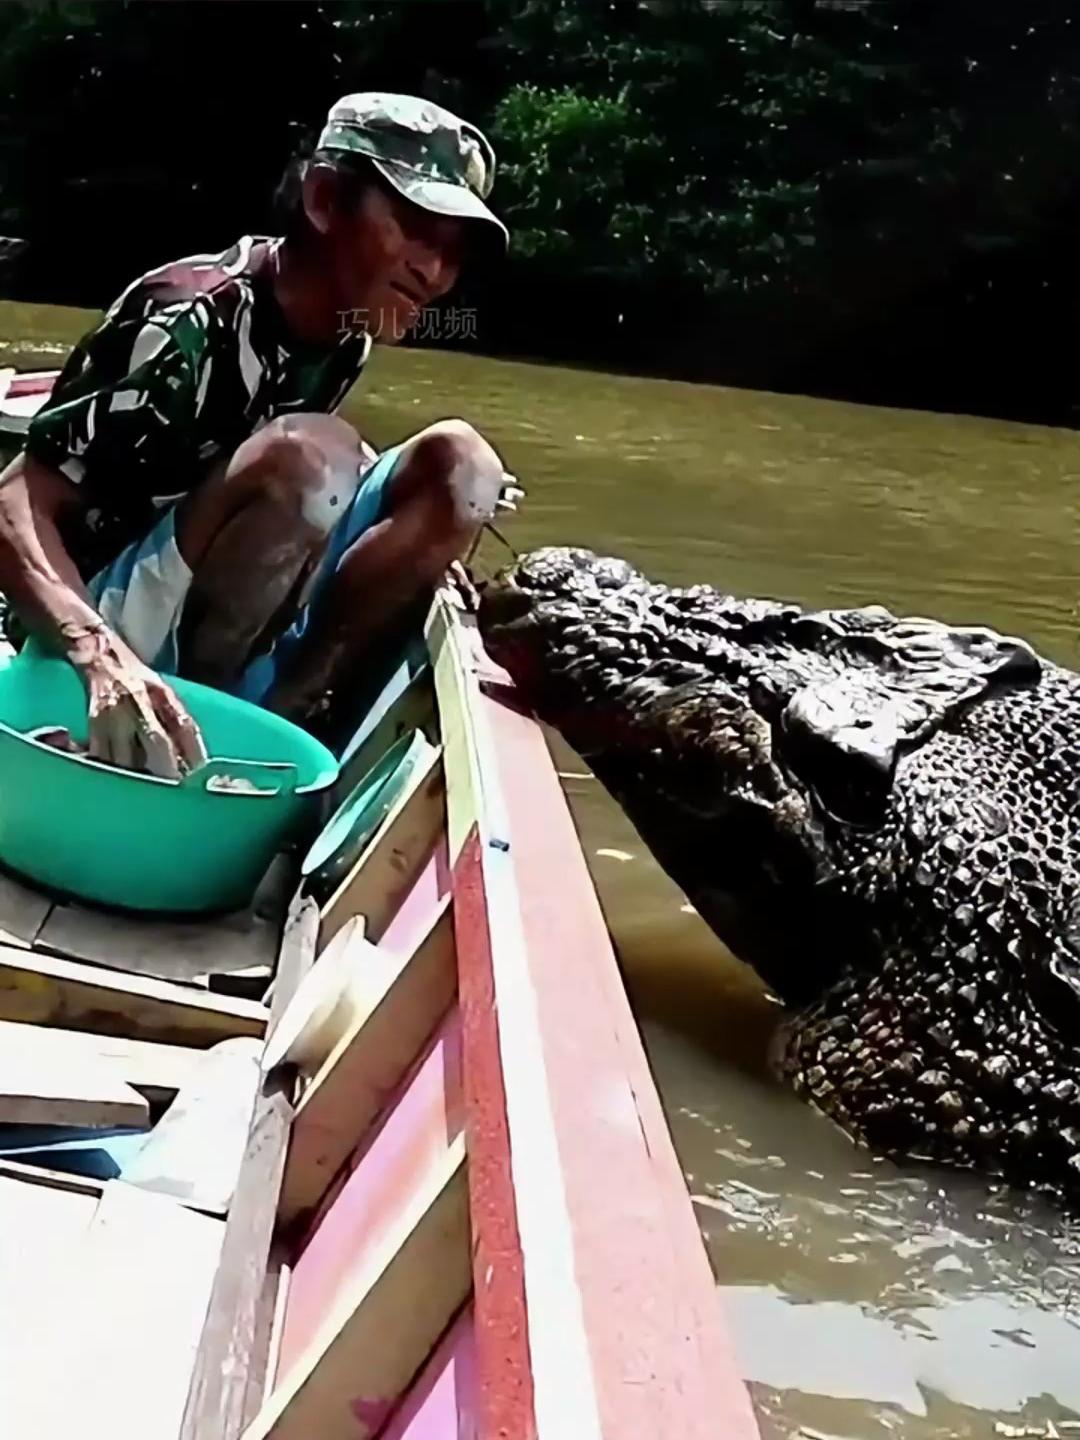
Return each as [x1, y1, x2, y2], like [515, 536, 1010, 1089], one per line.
[399, 418, 503, 539]
[233, 413, 366, 538]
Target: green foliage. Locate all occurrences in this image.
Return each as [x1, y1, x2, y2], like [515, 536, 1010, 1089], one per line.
[492, 84, 664, 271]
[0, 0, 1078, 418]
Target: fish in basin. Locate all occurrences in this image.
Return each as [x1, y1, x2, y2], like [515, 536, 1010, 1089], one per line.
[478, 546, 1080, 1197]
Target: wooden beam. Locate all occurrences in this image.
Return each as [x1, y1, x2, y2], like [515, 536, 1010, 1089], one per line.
[241, 1136, 469, 1440]
[0, 1044, 149, 1129]
[37, 855, 293, 985]
[0, 1019, 201, 1103]
[319, 744, 445, 950]
[179, 895, 319, 1440]
[279, 899, 456, 1227]
[0, 944, 268, 1047]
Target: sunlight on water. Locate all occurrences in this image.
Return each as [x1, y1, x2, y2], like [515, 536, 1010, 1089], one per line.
[4, 306, 1078, 1439]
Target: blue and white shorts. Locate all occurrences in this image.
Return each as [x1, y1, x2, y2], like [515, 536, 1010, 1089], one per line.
[88, 444, 403, 705]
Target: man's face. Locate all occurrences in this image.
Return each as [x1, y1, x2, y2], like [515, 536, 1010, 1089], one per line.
[323, 174, 466, 343]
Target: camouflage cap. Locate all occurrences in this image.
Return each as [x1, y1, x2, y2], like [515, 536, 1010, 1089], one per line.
[317, 92, 508, 249]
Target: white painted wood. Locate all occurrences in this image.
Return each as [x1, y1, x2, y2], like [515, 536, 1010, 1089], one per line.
[242, 1137, 469, 1440]
[261, 916, 369, 1076]
[6, 1180, 225, 1439]
[0, 1018, 201, 1101]
[0, 1169, 96, 1249]
[0, 1170, 97, 1386]
[122, 1039, 264, 1216]
[0, 1035, 150, 1129]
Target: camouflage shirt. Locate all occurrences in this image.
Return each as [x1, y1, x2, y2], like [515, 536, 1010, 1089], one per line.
[26, 235, 371, 579]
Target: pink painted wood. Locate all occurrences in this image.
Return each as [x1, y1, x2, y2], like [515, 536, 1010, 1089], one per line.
[451, 626, 760, 1440]
[378, 833, 450, 959]
[6, 371, 58, 397]
[277, 1007, 463, 1380]
[377, 1308, 477, 1440]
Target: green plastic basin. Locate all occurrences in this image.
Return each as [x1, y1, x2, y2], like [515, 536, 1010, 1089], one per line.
[0, 651, 339, 914]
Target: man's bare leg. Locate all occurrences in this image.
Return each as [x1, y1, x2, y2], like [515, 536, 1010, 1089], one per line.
[174, 413, 369, 688]
[264, 418, 504, 724]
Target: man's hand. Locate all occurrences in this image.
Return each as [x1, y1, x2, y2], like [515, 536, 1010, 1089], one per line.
[64, 620, 207, 779]
[447, 559, 481, 613]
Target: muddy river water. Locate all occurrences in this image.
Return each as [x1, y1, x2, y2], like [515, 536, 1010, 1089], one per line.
[4, 306, 1079, 1439]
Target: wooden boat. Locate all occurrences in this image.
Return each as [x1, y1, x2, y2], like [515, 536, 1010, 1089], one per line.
[0, 365, 55, 442]
[0, 371, 759, 1439]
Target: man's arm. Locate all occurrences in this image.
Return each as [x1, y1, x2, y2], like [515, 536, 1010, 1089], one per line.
[0, 450, 205, 776]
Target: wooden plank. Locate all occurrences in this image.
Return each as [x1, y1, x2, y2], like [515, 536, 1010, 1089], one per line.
[121, 1037, 263, 1215]
[234, 1241, 292, 1424]
[262, 1257, 293, 1407]
[334, 665, 435, 803]
[0, 1166, 95, 1236]
[426, 602, 483, 863]
[242, 1136, 470, 1440]
[261, 916, 369, 1076]
[179, 895, 320, 1440]
[378, 1307, 476, 1440]
[0, 943, 268, 1046]
[319, 744, 445, 950]
[376, 830, 451, 957]
[450, 832, 534, 1439]
[433, 598, 761, 1440]
[5, 1180, 224, 1440]
[0, 1043, 149, 1129]
[0, 867, 51, 947]
[0, 1018, 200, 1102]
[279, 1008, 464, 1371]
[37, 854, 293, 984]
[279, 899, 456, 1227]
[0, 1170, 98, 1376]
[0, 1155, 105, 1197]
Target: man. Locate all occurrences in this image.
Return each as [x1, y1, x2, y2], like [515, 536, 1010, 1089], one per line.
[0, 93, 514, 776]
